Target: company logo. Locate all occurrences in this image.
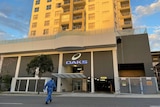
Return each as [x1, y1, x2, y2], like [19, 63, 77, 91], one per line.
[65, 53, 88, 65]
[66, 60, 88, 65]
[71, 53, 81, 60]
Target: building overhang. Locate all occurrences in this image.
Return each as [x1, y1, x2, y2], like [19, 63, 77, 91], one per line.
[0, 30, 116, 54]
[52, 73, 86, 78]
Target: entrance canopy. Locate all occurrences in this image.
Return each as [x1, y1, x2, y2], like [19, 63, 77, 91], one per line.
[52, 73, 86, 78]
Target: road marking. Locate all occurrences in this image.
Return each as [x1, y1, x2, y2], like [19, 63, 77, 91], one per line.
[0, 103, 23, 105]
[150, 105, 160, 107]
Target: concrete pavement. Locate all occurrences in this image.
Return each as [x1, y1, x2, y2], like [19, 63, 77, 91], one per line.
[1, 91, 160, 98]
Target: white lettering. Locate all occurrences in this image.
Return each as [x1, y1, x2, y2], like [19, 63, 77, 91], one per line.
[66, 60, 88, 65]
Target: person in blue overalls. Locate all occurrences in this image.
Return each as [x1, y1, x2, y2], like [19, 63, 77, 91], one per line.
[44, 77, 56, 104]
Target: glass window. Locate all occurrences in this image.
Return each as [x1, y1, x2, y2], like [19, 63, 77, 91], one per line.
[56, 3, 61, 8]
[45, 12, 51, 18]
[43, 29, 49, 35]
[32, 22, 37, 28]
[102, 11, 109, 17]
[88, 13, 95, 20]
[53, 28, 59, 33]
[46, 5, 51, 10]
[44, 20, 50, 26]
[54, 19, 59, 25]
[33, 15, 38, 20]
[31, 31, 36, 36]
[35, 0, 40, 5]
[34, 7, 39, 12]
[55, 11, 61, 17]
[47, 0, 52, 2]
[88, 4, 95, 11]
[88, 23, 95, 29]
[88, 0, 94, 2]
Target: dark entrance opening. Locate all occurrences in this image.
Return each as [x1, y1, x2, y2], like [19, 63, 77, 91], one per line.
[72, 66, 83, 73]
[95, 79, 114, 93]
[118, 63, 145, 77]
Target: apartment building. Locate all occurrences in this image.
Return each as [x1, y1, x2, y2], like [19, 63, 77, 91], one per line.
[28, 0, 132, 37]
[0, 0, 157, 94]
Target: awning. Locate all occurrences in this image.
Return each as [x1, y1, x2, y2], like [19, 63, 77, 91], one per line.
[52, 73, 86, 78]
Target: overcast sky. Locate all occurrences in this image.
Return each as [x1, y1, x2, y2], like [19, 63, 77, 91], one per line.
[0, 0, 160, 52]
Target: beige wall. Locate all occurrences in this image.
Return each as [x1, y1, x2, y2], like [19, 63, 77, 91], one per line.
[0, 30, 116, 54]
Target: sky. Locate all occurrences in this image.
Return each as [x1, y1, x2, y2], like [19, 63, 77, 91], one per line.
[0, 0, 160, 52]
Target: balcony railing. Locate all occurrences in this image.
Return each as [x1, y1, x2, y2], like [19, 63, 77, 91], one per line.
[64, 0, 70, 4]
[74, 0, 85, 3]
[73, 6, 84, 11]
[73, 16, 82, 20]
[64, 9, 70, 13]
[115, 28, 147, 36]
[124, 21, 132, 25]
[73, 25, 82, 30]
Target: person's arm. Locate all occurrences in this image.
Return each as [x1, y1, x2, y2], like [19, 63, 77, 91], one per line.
[53, 81, 56, 91]
[44, 82, 48, 89]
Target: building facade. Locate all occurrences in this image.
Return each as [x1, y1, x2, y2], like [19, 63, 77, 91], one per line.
[0, 28, 157, 94]
[0, 0, 157, 94]
[28, 0, 132, 37]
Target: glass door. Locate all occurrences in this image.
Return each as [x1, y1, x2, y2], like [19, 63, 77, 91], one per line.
[72, 79, 82, 92]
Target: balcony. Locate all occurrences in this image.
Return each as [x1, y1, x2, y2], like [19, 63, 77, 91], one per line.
[62, 0, 70, 9]
[120, 12, 131, 19]
[73, 26, 82, 30]
[73, 15, 83, 23]
[119, 2, 130, 10]
[63, 9, 70, 13]
[121, 21, 132, 28]
[61, 24, 69, 31]
[74, 0, 85, 5]
[118, 0, 129, 2]
[73, 6, 85, 13]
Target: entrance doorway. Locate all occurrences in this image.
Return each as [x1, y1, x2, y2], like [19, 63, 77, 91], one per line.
[72, 79, 82, 92]
[95, 79, 114, 93]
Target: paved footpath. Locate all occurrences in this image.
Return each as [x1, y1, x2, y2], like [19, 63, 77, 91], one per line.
[1, 91, 160, 98]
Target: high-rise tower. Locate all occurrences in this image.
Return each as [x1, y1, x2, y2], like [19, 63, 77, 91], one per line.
[28, 0, 132, 37]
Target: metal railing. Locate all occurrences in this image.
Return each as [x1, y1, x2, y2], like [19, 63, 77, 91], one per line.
[118, 77, 158, 94]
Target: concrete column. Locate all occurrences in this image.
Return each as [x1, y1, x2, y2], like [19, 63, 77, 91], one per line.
[0, 55, 4, 74]
[15, 56, 21, 78]
[10, 56, 21, 92]
[57, 53, 63, 92]
[112, 48, 120, 94]
[91, 51, 95, 93]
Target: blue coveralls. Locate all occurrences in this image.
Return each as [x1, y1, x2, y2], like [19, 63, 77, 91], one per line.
[44, 79, 56, 103]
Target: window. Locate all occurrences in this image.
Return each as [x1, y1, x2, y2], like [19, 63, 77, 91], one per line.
[46, 5, 51, 10]
[102, 11, 109, 17]
[45, 12, 51, 18]
[88, 13, 95, 20]
[102, 2, 109, 9]
[56, 3, 61, 8]
[88, 23, 95, 29]
[47, 0, 52, 2]
[88, 0, 94, 2]
[33, 15, 38, 20]
[31, 31, 36, 36]
[43, 29, 49, 35]
[54, 19, 59, 25]
[88, 4, 95, 11]
[44, 20, 50, 26]
[32, 22, 37, 28]
[53, 28, 59, 33]
[34, 7, 39, 12]
[35, 0, 40, 5]
[55, 11, 61, 17]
